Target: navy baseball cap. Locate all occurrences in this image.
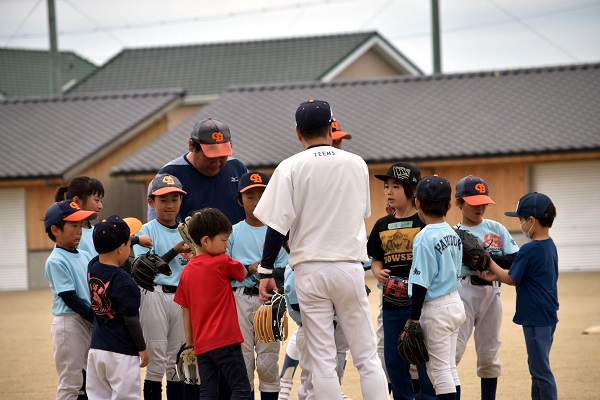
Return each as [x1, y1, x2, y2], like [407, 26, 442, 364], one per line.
[415, 175, 452, 202]
[44, 200, 97, 231]
[190, 118, 232, 158]
[331, 118, 352, 141]
[295, 99, 333, 130]
[375, 162, 421, 185]
[505, 192, 553, 218]
[148, 174, 187, 197]
[238, 171, 269, 194]
[455, 175, 495, 206]
[93, 215, 142, 254]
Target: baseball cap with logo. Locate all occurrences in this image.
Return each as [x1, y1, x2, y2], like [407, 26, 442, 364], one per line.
[505, 192, 554, 218]
[238, 171, 270, 194]
[375, 162, 421, 185]
[331, 118, 352, 141]
[455, 175, 495, 206]
[295, 99, 333, 130]
[415, 174, 452, 202]
[44, 200, 98, 231]
[148, 174, 187, 197]
[93, 215, 142, 254]
[190, 118, 232, 158]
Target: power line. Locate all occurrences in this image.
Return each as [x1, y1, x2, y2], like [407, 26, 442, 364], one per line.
[3, 0, 42, 46]
[62, 0, 125, 46]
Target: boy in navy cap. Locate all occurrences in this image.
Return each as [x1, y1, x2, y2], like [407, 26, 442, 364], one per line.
[478, 192, 558, 400]
[44, 200, 97, 400]
[404, 175, 466, 400]
[228, 171, 289, 399]
[87, 215, 148, 400]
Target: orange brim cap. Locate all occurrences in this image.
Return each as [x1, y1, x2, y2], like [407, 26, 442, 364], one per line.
[200, 142, 232, 158]
[332, 131, 352, 141]
[123, 217, 143, 237]
[463, 195, 495, 206]
[151, 187, 187, 196]
[64, 210, 98, 222]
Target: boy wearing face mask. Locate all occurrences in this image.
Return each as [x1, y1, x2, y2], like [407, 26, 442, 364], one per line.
[453, 175, 519, 400]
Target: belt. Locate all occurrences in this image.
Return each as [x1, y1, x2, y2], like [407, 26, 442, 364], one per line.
[157, 284, 178, 294]
[465, 275, 500, 287]
[233, 286, 260, 296]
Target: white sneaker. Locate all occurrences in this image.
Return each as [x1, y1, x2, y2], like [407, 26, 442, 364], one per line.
[278, 378, 293, 400]
[341, 392, 352, 400]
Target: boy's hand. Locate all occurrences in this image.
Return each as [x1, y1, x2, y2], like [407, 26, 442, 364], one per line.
[248, 261, 260, 275]
[139, 350, 149, 368]
[138, 235, 153, 249]
[374, 268, 391, 286]
[259, 278, 277, 303]
[174, 240, 192, 254]
[478, 270, 497, 282]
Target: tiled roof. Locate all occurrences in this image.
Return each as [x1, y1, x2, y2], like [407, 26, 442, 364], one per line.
[113, 63, 600, 174]
[0, 89, 185, 180]
[68, 32, 421, 98]
[0, 48, 96, 97]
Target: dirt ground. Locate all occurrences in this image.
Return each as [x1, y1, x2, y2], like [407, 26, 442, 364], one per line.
[1, 273, 599, 400]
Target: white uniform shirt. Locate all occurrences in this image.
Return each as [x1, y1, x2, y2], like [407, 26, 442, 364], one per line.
[254, 145, 370, 267]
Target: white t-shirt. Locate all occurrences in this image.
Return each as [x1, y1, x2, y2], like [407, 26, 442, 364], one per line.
[254, 145, 370, 266]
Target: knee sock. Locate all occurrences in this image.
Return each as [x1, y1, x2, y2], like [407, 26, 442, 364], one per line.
[166, 380, 184, 399]
[412, 378, 421, 394]
[280, 354, 299, 380]
[456, 385, 461, 400]
[437, 393, 456, 400]
[481, 378, 497, 400]
[261, 391, 279, 400]
[143, 379, 162, 400]
[77, 369, 87, 400]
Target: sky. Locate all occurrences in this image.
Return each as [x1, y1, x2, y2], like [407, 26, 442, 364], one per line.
[1, 0, 599, 74]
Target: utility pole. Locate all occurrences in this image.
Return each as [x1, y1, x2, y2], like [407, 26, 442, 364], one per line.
[431, 0, 442, 74]
[47, 0, 61, 95]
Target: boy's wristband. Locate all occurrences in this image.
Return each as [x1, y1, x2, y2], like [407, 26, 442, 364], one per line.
[257, 263, 273, 277]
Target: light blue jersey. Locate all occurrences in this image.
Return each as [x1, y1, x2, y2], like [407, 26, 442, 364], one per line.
[45, 247, 92, 316]
[78, 226, 97, 259]
[227, 220, 289, 288]
[133, 219, 190, 286]
[284, 265, 302, 325]
[455, 219, 519, 277]
[409, 222, 462, 301]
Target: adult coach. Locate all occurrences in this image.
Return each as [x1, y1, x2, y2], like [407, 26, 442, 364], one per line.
[254, 100, 390, 400]
[149, 117, 247, 224]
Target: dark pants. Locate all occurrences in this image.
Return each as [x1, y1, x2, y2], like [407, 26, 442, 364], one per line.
[383, 307, 436, 400]
[197, 344, 251, 400]
[523, 325, 558, 400]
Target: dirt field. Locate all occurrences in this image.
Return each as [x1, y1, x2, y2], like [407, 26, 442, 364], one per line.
[1, 273, 599, 400]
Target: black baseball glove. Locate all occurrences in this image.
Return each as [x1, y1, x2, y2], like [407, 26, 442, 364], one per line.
[397, 320, 429, 365]
[131, 252, 172, 292]
[455, 228, 491, 272]
[176, 344, 200, 385]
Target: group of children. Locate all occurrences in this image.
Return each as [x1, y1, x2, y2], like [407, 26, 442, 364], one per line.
[43, 160, 559, 400]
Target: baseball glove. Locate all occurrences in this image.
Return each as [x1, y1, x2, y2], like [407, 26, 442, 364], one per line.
[130, 252, 172, 292]
[383, 276, 410, 307]
[455, 228, 491, 272]
[397, 320, 429, 365]
[176, 344, 200, 385]
[254, 292, 288, 343]
[178, 215, 199, 256]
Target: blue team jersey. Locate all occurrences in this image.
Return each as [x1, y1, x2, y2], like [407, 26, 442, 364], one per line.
[78, 226, 97, 259]
[227, 220, 289, 288]
[454, 219, 519, 277]
[409, 222, 462, 301]
[149, 155, 247, 224]
[133, 219, 190, 286]
[88, 257, 142, 356]
[509, 238, 559, 326]
[45, 246, 92, 316]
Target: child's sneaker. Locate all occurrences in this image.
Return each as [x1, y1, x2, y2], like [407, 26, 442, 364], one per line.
[341, 392, 352, 400]
[278, 378, 293, 400]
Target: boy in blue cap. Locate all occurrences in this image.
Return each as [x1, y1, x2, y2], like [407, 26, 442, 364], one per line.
[87, 215, 148, 399]
[44, 200, 97, 400]
[478, 192, 559, 400]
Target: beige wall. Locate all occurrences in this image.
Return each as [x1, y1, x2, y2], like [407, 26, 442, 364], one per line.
[334, 49, 408, 80]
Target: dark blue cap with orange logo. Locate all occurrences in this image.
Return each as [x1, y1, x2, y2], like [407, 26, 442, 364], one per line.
[190, 118, 232, 158]
[44, 200, 97, 231]
[455, 175, 495, 206]
[148, 174, 187, 197]
[238, 171, 269, 194]
[295, 99, 333, 130]
[416, 175, 452, 202]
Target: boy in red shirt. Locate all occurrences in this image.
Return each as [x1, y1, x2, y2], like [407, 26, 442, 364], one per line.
[174, 207, 251, 399]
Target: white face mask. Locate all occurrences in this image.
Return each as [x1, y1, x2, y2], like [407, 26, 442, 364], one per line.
[520, 217, 535, 238]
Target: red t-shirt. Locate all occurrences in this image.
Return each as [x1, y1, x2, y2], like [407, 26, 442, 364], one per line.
[174, 253, 245, 355]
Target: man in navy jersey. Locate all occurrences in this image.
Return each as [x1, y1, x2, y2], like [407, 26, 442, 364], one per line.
[149, 117, 247, 224]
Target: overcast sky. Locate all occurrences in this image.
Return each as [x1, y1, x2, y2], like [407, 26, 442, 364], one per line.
[1, 0, 599, 74]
